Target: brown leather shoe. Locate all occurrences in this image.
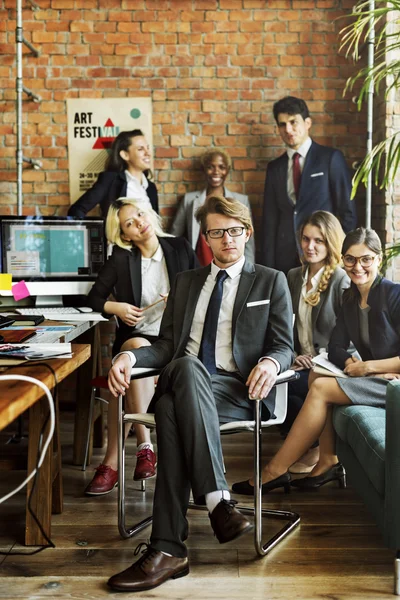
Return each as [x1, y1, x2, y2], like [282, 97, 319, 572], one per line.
[107, 543, 189, 592]
[209, 499, 253, 544]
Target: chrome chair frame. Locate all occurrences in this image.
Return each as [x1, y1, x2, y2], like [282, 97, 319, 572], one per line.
[117, 368, 300, 556]
[82, 376, 109, 472]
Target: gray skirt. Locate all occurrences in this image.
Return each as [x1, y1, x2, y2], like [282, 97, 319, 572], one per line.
[336, 376, 388, 408]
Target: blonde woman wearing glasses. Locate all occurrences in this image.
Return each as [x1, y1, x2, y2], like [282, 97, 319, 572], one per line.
[233, 227, 400, 494]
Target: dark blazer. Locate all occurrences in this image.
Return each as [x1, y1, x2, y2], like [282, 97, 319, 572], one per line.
[87, 236, 198, 354]
[261, 141, 357, 273]
[287, 266, 350, 356]
[130, 260, 294, 414]
[328, 276, 400, 369]
[67, 171, 159, 218]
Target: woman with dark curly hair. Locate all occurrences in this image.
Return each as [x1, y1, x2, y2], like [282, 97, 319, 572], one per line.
[170, 148, 255, 265]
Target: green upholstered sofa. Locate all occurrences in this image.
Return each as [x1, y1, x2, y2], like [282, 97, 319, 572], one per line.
[333, 380, 400, 595]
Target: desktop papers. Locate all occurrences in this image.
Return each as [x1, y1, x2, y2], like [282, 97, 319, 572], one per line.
[38, 312, 107, 322]
[0, 343, 72, 361]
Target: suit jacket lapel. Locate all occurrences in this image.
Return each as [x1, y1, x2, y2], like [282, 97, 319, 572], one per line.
[299, 141, 317, 202]
[159, 237, 179, 284]
[277, 153, 293, 208]
[128, 247, 142, 307]
[346, 300, 361, 350]
[311, 290, 324, 330]
[190, 190, 207, 246]
[175, 265, 211, 357]
[232, 260, 256, 341]
[291, 270, 302, 318]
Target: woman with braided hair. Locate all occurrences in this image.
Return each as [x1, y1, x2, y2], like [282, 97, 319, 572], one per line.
[234, 226, 400, 495]
[283, 211, 350, 473]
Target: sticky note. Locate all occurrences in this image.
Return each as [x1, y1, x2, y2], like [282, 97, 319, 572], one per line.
[0, 274, 12, 290]
[12, 280, 31, 301]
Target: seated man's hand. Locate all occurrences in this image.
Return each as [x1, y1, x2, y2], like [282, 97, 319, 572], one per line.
[108, 353, 132, 397]
[246, 358, 277, 400]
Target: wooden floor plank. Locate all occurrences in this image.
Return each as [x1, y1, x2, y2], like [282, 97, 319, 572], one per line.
[0, 415, 396, 599]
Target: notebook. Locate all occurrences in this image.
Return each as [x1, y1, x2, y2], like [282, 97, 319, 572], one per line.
[0, 329, 37, 344]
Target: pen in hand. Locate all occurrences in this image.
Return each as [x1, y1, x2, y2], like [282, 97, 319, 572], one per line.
[142, 294, 168, 312]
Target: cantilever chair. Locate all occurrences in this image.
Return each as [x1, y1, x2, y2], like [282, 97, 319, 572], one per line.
[117, 367, 300, 557]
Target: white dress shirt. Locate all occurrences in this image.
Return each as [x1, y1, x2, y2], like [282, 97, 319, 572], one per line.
[185, 257, 245, 372]
[124, 170, 152, 208]
[297, 265, 324, 356]
[134, 244, 170, 337]
[116, 256, 280, 374]
[286, 136, 312, 204]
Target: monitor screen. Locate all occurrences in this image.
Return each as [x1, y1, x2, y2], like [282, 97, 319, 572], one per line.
[0, 216, 106, 304]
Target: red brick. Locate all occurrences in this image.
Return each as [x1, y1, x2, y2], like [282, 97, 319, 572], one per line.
[181, 11, 206, 22]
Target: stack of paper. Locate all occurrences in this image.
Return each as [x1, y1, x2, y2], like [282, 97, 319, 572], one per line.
[0, 343, 72, 361]
[311, 352, 348, 378]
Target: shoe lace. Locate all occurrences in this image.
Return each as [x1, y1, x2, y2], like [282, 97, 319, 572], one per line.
[94, 464, 114, 480]
[133, 542, 158, 567]
[219, 499, 238, 521]
[136, 448, 154, 461]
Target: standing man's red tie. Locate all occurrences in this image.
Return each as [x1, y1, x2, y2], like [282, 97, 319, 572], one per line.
[292, 152, 301, 200]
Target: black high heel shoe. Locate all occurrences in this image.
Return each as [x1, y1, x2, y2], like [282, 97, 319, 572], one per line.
[232, 472, 291, 496]
[290, 463, 346, 490]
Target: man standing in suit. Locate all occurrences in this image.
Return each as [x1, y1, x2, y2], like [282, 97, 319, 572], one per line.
[107, 195, 293, 593]
[260, 96, 357, 274]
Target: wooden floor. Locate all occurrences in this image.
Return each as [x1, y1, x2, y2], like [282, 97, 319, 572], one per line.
[0, 412, 397, 599]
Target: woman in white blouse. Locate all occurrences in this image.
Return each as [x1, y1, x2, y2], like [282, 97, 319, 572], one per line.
[283, 211, 350, 473]
[84, 198, 197, 496]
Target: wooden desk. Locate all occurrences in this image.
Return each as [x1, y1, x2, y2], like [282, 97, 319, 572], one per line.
[0, 344, 91, 545]
[0, 315, 105, 467]
[36, 318, 104, 466]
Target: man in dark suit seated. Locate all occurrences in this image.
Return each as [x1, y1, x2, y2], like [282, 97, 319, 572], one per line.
[107, 195, 294, 593]
[260, 96, 357, 274]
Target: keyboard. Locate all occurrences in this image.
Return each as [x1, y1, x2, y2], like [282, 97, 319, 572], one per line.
[16, 307, 91, 316]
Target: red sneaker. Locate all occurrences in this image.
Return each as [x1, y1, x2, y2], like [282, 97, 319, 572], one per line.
[133, 447, 157, 481]
[84, 464, 118, 496]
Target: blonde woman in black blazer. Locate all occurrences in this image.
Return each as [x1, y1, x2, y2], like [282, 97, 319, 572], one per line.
[84, 198, 198, 496]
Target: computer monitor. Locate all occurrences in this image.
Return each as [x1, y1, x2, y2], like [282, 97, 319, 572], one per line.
[0, 215, 106, 306]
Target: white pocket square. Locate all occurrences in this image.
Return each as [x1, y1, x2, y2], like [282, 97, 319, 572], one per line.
[247, 299, 270, 308]
[310, 172, 324, 178]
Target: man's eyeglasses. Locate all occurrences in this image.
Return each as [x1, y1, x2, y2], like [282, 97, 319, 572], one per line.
[205, 227, 246, 239]
[342, 254, 377, 268]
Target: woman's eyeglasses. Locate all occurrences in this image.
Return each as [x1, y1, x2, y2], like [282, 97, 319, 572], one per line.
[205, 227, 246, 239]
[342, 254, 377, 268]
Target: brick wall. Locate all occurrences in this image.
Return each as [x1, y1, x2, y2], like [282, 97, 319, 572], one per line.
[1, 0, 365, 232]
[0, 0, 368, 371]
